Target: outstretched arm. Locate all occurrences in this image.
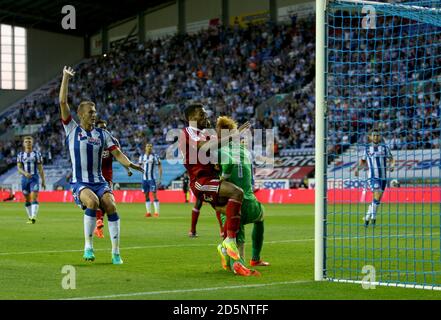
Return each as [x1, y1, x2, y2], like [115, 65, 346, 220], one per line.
[354, 159, 367, 177]
[387, 146, 395, 172]
[124, 166, 133, 177]
[255, 155, 282, 165]
[389, 157, 396, 172]
[111, 148, 144, 174]
[158, 161, 163, 185]
[59, 66, 75, 121]
[199, 121, 251, 153]
[38, 163, 46, 190]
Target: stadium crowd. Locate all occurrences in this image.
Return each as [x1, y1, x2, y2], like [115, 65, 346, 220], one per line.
[1, 12, 440, 173]
[0, 17, 314, 169]
[327, 13, 441, 155]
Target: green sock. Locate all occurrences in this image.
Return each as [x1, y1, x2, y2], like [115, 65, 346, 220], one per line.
[251, 221, 264, 261]
[228, 246, 245, 270]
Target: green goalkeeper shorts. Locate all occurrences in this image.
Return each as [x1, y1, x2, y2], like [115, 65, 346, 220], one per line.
[241, 198, 264, 225]
[236, 198, 264, 245]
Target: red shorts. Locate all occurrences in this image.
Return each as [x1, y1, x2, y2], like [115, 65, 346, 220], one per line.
[190, 177, 221, 205]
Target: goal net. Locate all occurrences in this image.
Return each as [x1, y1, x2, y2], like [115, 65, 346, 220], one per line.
[316, 0, 441, 290]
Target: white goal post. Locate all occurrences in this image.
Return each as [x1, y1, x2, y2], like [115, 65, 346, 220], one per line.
[315, 0, 441, 289]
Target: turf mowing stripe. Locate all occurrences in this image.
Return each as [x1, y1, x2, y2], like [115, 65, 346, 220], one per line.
[0, 239, 314, 256]
[62, 280, 312, 300]
[1, 232, 438, 256]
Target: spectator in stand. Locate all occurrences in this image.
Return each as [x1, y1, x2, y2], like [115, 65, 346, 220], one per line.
[0, 14, 438, 172]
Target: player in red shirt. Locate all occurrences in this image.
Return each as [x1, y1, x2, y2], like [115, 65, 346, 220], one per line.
[179, 103, 251, 275]
[94, 120, 132, 238]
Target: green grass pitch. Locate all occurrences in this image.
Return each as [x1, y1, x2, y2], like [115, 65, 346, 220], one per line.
[1, 202, 441, 300]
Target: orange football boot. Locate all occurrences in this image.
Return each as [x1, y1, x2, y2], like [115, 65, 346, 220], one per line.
[94, 219, 104, 238]
[233, 261, 261, 277]
[250, 259, 270, 267]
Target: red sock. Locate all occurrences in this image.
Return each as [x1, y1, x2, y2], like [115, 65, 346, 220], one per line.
[226, 199, 242, 238]
[191, 208, 200, 233]
[215, 210, 224, 235]
[96, 209, 104, 221]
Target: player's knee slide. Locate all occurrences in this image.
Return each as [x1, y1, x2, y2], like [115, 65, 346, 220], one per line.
[108, 213, 119, 222]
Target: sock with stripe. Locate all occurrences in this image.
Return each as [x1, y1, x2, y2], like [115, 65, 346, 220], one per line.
[25, 202, 32, 219]
[228, 243, 246, 269]
[153, 200, 160, 214]
[191, 208, 200, 234]
[84, 209, 96, 250]
[108, 213, 120, 255]
[365, 205, 372, 222]
[31, 201, 39, 219]
[226, 199, 242, 239]
[96, 209, 104, 221]
[219, 211, 227, 239]
[251, 221, 264, 261]
[215, 210, 224, 236]
[370, 199, 381, 220]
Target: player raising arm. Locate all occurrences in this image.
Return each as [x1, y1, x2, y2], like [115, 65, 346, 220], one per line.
[59, 66, 144, 264]
[355, 130, 395, 227]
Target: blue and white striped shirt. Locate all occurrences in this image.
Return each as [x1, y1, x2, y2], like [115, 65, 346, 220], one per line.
[139, 153, 160, 180]
[62, 116, 118, 184]
[362, 144, 393, 180]
[17, 151, 43, 176]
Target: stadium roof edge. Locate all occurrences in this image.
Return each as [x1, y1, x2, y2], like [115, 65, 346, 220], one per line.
[0, 0, 174, 36]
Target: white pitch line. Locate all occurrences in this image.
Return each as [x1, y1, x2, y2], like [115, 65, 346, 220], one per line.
[0, 239, 313, 256]
[62, 280, 311, 300]
[1, 231, 439, 256]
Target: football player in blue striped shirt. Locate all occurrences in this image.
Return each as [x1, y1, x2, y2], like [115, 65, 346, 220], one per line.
[355, 130, 395, 227]
[60, 66, 144, 264]
[17, 136, 46, 224]
[139, 143, 162, 217]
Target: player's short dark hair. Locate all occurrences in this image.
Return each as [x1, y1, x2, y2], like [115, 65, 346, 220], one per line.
[77, 101, 95, 114]
[96, 119, 107, 126]
[184, 103, 204, 121]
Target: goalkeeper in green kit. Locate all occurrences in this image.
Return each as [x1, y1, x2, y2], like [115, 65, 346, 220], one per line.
[214, 116, 270, 275]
